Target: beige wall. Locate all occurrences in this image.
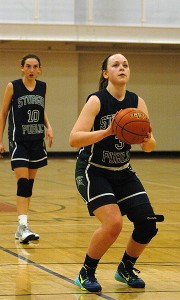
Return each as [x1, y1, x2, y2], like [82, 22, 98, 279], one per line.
[0, 42, 179, 152]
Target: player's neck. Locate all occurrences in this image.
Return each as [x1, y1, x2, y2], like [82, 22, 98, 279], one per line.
[107, 84, 126, 101]
[22, 77, 36, 91]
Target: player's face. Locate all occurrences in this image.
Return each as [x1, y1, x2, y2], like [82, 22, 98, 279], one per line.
[21, 58, 40, 80]
[103, 54, 130, 85]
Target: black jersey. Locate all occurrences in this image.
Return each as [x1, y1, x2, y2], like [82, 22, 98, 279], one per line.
[8, 79, 46, 141]
[78, 88, 138, 169]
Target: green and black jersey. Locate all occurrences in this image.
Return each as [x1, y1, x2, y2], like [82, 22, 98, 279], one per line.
[78, 88, 138, 169]
[8, 79, 46, 142]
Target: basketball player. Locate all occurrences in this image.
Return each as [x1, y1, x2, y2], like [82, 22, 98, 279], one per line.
[0, 54, 53, 243]
[69, 53, 163, 292]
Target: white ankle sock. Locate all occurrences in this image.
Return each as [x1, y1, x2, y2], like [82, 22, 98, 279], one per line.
[18, 215, 28, 226]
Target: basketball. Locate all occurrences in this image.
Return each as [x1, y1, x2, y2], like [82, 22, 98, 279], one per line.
[112, 108, 150, 144]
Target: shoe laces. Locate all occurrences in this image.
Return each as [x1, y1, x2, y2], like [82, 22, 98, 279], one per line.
[20, 225, 27, 231]
[21, 225, 31, 234]
[81, 267, 97, 283]
[125, 267, 141, 279]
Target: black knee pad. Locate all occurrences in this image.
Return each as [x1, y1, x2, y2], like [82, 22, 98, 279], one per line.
[132, 221, 158, 244]
[29, 179, 34, 197]
[127, 203, 164, 244]
[17, 178, 30, 198]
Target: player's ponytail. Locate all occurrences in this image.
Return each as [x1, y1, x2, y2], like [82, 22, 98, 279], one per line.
[98, 54, 111, 90]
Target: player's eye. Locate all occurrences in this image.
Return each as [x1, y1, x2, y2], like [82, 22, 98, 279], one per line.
[112, 63, 119, 67]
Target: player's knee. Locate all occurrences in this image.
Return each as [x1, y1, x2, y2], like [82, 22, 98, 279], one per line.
[107, 218, 122, 239]
[132, 221, 158, 244]
[17, 178, 30, 198]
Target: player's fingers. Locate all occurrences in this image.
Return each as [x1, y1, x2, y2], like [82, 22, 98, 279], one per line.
[49, 136, 53, 147]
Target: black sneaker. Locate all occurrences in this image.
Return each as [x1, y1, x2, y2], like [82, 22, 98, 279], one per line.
[74, 266, 102, 292]
[114, 261, 145, 288]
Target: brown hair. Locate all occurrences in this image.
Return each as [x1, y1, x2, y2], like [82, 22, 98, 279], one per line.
[21, 54, 41, 67]
[98, 54, 112, 90]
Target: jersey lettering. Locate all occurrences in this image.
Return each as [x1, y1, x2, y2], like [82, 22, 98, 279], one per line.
[100, 114, 114, 130]
[22, 124, 44, 135]
[18, 95, 44, 108]
[102, 150, 130, 164]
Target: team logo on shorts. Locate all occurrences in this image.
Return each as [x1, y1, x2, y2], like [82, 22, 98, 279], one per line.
[76, 176, 85, 187]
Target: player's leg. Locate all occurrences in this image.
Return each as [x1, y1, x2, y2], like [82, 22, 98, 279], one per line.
[14, 167, 36, 243]
[27, 168, 37, 209]
[28, 140, 48, 240]
[88, 204, 123, 258]
[115, 203, 159, 288]
[114, 168, 158, 288]
[75, 163, 122, 292]
[75, 203, 122, 293]
[10, 140, 46, 243]
[9, 140, 35, 242]
[26, 168, 39, 240]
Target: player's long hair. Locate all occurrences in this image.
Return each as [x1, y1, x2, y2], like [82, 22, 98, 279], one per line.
[98, 54, 111, 90]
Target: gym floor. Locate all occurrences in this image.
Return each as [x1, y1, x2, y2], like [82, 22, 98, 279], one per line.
[0, 156, 179, 300]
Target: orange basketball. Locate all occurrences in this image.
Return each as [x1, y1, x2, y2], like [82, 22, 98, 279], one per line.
[112, 108, 150, 144]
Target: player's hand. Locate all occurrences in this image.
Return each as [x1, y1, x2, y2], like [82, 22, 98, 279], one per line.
[142, 126, 152, 143]
[0, 142, 5, 154]
[46, 128, 54, 148]
[106, 123, 115, 136]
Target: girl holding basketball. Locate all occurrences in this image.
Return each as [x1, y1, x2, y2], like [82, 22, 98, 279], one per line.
[0, 54, 53, 243]
[69, 53, 161, 292]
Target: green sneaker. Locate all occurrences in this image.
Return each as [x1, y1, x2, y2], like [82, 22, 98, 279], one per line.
[114, 261, 145, 288]
[74, 266, 102, 293]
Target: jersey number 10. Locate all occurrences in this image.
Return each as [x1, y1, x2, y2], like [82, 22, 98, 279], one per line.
[27, 110, 40, 123]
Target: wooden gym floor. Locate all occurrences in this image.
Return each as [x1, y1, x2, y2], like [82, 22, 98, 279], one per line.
[0, 156, 179, 300]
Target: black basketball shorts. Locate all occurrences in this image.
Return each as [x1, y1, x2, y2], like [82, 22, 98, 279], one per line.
[75, 158, 150, 216]
[9, 139, 47, 170]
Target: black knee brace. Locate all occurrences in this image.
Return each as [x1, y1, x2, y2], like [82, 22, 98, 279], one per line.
[17, 178, 30, 198]
[132, 219, 158, 244]
[127, 204, 164, 244]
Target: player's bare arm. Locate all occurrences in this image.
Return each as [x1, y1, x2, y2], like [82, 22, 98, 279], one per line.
[138, 97, 156, 152]
[0, 82, 13, 153]
[69, 96, 113, 148]
[44, 111, 54, 147]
